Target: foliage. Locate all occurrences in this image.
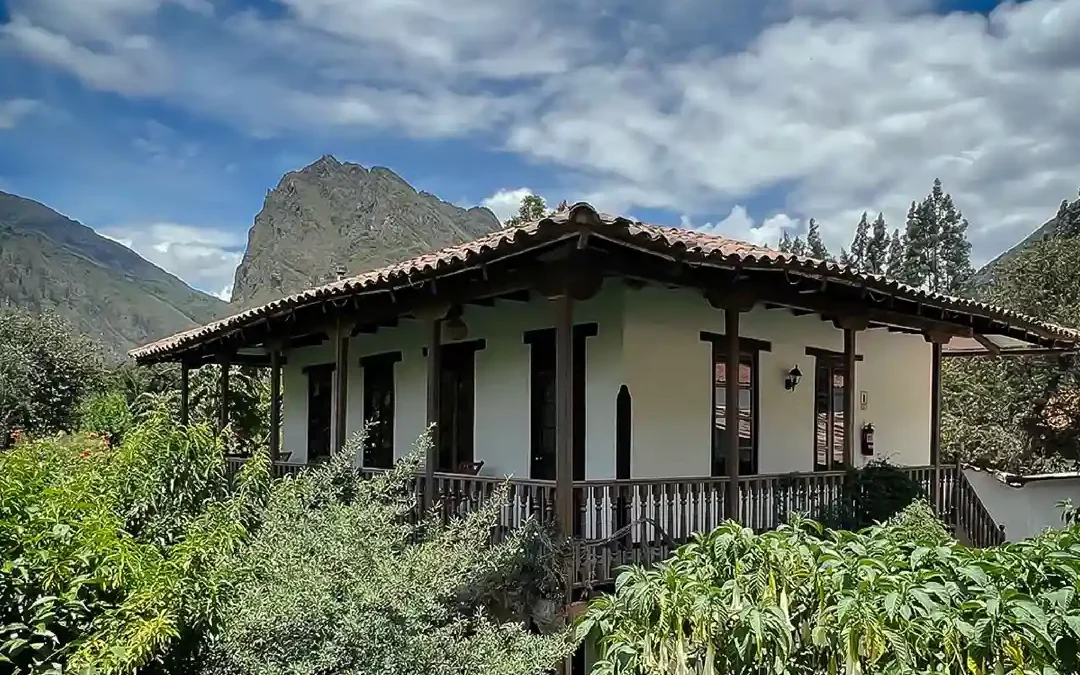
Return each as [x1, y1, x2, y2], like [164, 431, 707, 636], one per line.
[898, 178, 973, 294]
[943, 235, 1080, 472]
[865, 212, 889, 276]
[0, 307, 104, 445]
[78, 390, 134, 445]
[0, 402, 267, 674]
[776, 460, 923, 532]
[200, 432, 574, 675]
[805, 218, 829, 260]
[884, 498, 952, 546]
[582, 511, 1080, 675]
[504, 194, 550, 228]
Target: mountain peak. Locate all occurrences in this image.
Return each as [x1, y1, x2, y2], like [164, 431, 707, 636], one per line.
[231, 158, 500, 307]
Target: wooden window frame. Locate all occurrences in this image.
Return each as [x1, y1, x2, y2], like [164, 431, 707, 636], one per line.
[360, 351, 402, 469]
[700, 332, 770, 477]
[302, 363, 336, 463]
[811, 352, 848, 472]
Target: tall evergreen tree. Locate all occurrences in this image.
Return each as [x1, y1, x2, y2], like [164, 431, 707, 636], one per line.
[898, 179, 973, 294]
[778, 231, 794, 253]
[849, 212, 870, 270]
[865, 212, 889, 275]
[838, 247, 853, 266]
[806, 218, 830, 260]
[886, 229, 905, 279]
[790, 236, 808, 256]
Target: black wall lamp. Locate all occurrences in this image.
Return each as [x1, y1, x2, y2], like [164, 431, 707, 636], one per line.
[784, 365, 803, 391]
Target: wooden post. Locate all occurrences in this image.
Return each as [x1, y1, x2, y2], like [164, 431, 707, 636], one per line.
[725, 308, 741, 523]
[218, 358, 230, 433]
[424, 317, 442, 510]
[555, 292, 575, 540]
[930, 341, 943, 510]
[332, 323, 350, 455]
[843, 327, 857, 467]
[179, 363, 190, 426]
[269, 348, 282, 462]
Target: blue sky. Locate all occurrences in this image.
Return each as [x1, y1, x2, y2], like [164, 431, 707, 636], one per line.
[2, 0, 1079, 299]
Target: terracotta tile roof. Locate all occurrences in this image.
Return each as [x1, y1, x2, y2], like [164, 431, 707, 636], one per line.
[130, 202, 1080, 361]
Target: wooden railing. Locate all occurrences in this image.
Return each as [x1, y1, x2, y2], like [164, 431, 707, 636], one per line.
[223, 459, 1005, 582]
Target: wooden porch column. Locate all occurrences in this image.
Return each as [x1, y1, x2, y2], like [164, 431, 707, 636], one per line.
[843, 327, 857, 467]
[269, 348, 282, 462]
[332, 323, 350, 455]
[929, 340, 943, 509]
[179, 362, 190, 426]
[424, 316, 442, 510]
[724, 308, 741, 523]
[555, 292, 575, 539]
[218, 358, 230, 433]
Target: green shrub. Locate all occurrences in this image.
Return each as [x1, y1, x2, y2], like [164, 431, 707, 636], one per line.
[0, 308, 103, 445]
[775, 460, 924, 532]
[79, 390, 133, 445]
[0, 401, 268, 674]
[200, 432, 574, 675]
[884, 498, 953, 546]
[582, 512, 1080, 674]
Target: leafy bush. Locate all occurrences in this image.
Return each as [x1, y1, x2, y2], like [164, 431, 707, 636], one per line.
[79, 390, 134, 445]
[0, 401, 268, 674]
[582, 513, 1080, 674]
[0, 308, 103, 445]
[776, 460, 923, 531]
[201, 433, 574, 675]
[884, 498, 952, 546]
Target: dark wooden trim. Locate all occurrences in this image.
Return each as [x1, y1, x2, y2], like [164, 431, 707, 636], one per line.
[843, 328, 857, 466]
[616, 385, 632, 480]
[301, 363, 336, 375]
[358, 351, 403, 368]
[700, 331, 771, 353]
[710, 340, 760, 478]
[269, 350, 281, 461]
[724, 310, 741, 523]
[179, 364, 190, 426]
[555, 293, 575, 541]
[805, 346, 864, 362]
[424, 318, 441, 509]
[523, 322, 599, 344]
[332, 329, 350, 454]
[421, 338, 486, 357]
[930, 341, 942, 508]
[285, 332, 328, 350]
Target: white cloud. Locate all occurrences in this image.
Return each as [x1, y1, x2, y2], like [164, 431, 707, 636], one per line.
[481, 187, 535, 223]
[99, 222, 243, 297]
[684, 207, 800, 248]
[7, 0, 1080, 268]
[0, 99, 40, 129]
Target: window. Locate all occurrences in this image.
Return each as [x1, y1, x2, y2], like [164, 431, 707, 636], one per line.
[701, 332, 769, 477]
[524, 324, 597, 481]
[435, 340, 485, 472]
[304, 363, 334, 463]
[361, 352, 401, 469]
[813, 360, 848, 471]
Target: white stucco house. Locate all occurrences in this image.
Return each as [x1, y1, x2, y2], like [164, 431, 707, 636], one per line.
[131, 202, 1078, 586]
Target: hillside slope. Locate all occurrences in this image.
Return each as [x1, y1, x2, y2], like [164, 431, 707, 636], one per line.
[230, 155, 500, 307]
[0, 191, 227, 356]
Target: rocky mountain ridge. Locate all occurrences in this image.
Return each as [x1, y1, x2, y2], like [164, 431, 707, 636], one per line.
[0, 191, 226, 357]
[229, 155, 500, 307]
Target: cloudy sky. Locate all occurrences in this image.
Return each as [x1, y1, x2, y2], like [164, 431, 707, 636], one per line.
[2, 0, 1079, 299]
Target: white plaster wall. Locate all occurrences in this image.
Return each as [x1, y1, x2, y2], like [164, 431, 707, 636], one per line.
[965, 470, 1080, 541]
[279, 282, 934, 478]
[279, 281, 625, 478]
[621, 285, 933, 478]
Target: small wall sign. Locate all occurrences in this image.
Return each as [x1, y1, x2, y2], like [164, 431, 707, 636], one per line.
[859, 391, 868, 410]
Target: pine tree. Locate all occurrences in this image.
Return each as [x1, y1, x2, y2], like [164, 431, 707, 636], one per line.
[838, 247, 853, 266]
[886, 228, 904, 279]
[865, 212, 889, 275]
[806, 218, 830, 260]
[938, 192, 973, 294]
[790, 236, 808, 256]
[849, 212, 870, 271]
[898, 179, 973, 293]
[778, 231, 794, 253]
